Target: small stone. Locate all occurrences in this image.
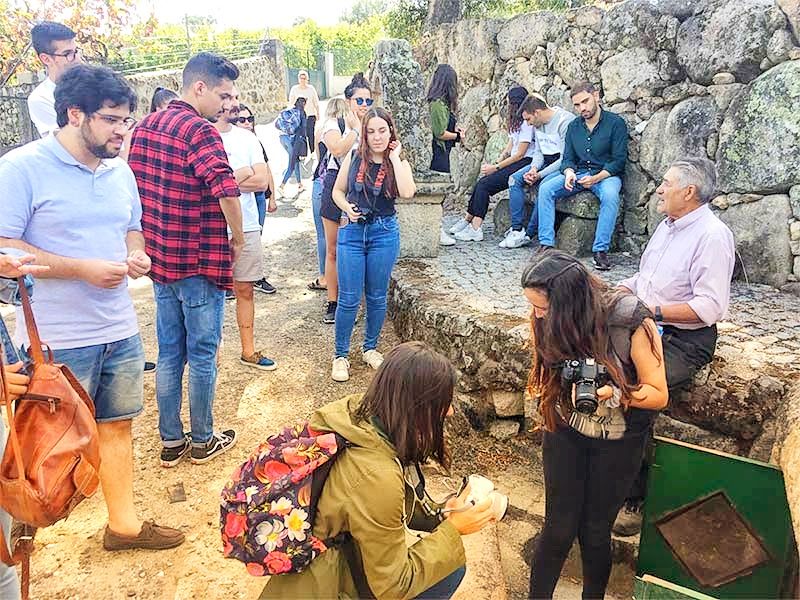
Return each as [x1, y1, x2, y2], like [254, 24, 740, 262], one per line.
[608, 101, 636, 114]
[127, 592, 136, 598]
[791, 241, 800, 256]
[760, 57, 773, 70]
[781, 282, 800, 297]
[712, 72, 736, 85]
[790, 186, 800, 219]
[791, 221, 800, 241]
[489, 419, 520, 441]
[790, 48, 800, 61]
[712, 195, 729, 209]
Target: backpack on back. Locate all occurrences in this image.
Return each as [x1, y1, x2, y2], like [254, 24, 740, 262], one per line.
[314, 117, 346, 180]
[274, 108, 302, 135]
[220, 422, 349, 576]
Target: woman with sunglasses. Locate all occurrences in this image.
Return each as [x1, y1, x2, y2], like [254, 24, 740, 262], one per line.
[259, 341, 496, 599]
[288, 70, 321, 156]
[522, 250, 667, 599]
[318, 73, 373, 325]
[329, 107, 414, 382]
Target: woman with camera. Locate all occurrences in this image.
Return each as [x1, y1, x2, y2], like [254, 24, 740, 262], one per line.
[259, 341, 496, 599]
[329, 107, 415, 383]
[522, 250, 667, 600]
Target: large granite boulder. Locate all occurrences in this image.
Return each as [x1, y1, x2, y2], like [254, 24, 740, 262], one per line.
[717, 60, 800, 194]
[718, 194, 793, 288]
[600, 0, 679, 51]
[639, 96, 718, 179]
[676, 0, 774, 84]
[552, 30, 603, 86]
[423, 19, 502, 84]
[496, 11, 566, 61]
[483, 131, 509, 164]
[372, 40, 431, 174]
[778, 0, 800, 41]
[600, 47, 668, 104]
[458, 84, 493, 151]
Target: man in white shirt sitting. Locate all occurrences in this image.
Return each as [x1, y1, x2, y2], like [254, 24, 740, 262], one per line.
[27, 21, 82, 137]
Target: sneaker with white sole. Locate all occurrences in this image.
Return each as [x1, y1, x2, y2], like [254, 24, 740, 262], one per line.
[454, 225, 484, 242]
[362, 349, 384, 370]
[190, 429, 237, 465]
[503, 229, 531, 249]
[448, 219, 470, 235]
[331, 357, 351, 382]
[498, 228, 514, 248]
[440, 229, 456, 246]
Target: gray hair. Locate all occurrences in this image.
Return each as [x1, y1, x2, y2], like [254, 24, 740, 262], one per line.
[669, 157, 717, 204]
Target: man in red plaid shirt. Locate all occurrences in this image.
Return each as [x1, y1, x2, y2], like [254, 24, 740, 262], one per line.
[129, 52, 244, 467]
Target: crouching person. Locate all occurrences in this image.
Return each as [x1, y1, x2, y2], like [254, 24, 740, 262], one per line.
[260, 341, 496, 599]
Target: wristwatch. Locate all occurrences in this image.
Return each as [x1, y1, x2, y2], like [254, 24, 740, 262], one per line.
[654, 305, 663, 323]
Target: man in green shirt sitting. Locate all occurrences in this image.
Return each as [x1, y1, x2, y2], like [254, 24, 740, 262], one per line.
[535, 81, 629, 270]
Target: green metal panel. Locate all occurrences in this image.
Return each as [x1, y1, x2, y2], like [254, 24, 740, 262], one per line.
[634, 575, 718, 600]
[637, 437, 795, 599]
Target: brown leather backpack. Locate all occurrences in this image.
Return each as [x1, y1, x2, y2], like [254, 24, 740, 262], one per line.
[0, 277, 101, 597]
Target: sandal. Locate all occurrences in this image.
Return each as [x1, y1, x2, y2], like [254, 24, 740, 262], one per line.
[307, 278, 327, 291]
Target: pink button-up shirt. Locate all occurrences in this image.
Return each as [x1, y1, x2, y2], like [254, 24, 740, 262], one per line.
[619, 204, 735, 330]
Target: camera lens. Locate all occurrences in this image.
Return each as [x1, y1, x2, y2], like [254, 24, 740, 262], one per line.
[574, 382, 598, 414]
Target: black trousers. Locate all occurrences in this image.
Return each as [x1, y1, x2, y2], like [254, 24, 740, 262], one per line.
[467, 157, 531, 219]
[627, 324, 718, 500]
[529, 426, 648, 599]
[306, 115, 317, 154]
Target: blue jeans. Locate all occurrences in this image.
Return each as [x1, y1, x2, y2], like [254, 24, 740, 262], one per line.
[0, 420, 20, 599]
[415, 566, 466, 599]
[508, 166, 542, 238]
[255, 191, 266, 230]
[279, 134, 301, 185]
[51, 334, 145, 422]
[153, 276, 224, 446]
[311, 177, 326, 275]
[335, 215, 400, 357]
[536, 172, 622, 252]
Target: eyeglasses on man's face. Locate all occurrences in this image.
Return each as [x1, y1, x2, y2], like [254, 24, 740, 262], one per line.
[354, 97, 374, 107]
[230, 116, 255, 124]
[47, 47, 82, 62]
[92, 112, 137, 131]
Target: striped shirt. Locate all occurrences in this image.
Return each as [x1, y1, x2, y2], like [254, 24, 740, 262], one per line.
[128, 100, 240, 290]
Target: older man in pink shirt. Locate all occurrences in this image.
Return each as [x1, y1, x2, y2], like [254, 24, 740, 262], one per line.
[614, 156, 735, 535]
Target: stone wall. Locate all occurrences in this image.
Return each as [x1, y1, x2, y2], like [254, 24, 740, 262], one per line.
[0, 82, 38, 154]
[126, 54, 287, 123]
[414, 0, 800, 288]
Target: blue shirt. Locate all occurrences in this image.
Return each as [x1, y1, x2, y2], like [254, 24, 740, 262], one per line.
[0, 135, 141, 349]
[561, 109, 628, 177]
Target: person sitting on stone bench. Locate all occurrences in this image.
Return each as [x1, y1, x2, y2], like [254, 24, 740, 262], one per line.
[613, 156, 736, 536]
[448, 85, 535, 242]
[499, 93, 576, 249]
[536, 81, 628, 270]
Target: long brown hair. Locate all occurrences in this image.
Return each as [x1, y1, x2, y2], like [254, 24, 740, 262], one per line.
[521, 250, 660, 431]
[354, 341, 455, 468]
[356, 106, 399, 199]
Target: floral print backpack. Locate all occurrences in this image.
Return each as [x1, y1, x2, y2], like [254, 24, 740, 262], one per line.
[220, 422, 349, 576]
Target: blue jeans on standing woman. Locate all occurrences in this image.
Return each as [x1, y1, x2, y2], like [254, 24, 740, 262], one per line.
[279, 134, 301, 186]
[335, 215, 400, 358]
[153, 275, 224, 447]
[311, 177, 326, 275]
[536, 172, 622, 252]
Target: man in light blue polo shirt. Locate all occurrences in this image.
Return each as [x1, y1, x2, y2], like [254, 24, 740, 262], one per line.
[0, 65, 184, 552]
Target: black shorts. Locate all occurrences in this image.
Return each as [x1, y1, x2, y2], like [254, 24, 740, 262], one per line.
[319, 168, 341, 222]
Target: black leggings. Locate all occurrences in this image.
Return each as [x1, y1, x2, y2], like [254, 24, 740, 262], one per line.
[467, 158, 531, 219]
[529, 426, 647, 599]
[307, 115, 317, 153]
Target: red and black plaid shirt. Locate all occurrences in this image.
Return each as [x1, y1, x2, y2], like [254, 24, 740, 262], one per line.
[129, 100, 240, 291]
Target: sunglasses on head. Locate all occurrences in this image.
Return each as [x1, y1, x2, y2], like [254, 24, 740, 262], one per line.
[354, 98, 374, 107]
[230, 116, 255, 124]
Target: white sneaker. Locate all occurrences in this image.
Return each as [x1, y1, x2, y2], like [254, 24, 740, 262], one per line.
[440, 229, 456, 246]
[362, 349, 384, 370]
[454, 225, 484, 242]
[498, 228, 513, 248]
[504, 229, 531, 249]
[331, 357, 350, 382]
[448, 219, 470, 235]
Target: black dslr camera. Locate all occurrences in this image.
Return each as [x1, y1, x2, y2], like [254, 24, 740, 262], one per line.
[356, 206, 372, 224]
[560, 358, 610, 415]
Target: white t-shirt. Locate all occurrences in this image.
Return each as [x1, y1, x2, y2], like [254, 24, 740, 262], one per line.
[219, 126, 266, 233]
[321, 118, 356, 172]
[27, 78, 58, 137]
[510, 121, 537, 159]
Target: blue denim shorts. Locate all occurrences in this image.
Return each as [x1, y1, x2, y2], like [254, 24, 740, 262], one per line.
[46, 334, 145, 423]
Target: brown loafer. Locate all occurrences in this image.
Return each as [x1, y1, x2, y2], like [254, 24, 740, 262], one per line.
[103, 520, 185, 551]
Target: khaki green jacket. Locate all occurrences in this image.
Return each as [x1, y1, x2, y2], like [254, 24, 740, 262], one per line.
[260, 396, 465, 599]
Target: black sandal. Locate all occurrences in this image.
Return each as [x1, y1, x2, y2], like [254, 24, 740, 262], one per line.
[307, 278, 327, 291]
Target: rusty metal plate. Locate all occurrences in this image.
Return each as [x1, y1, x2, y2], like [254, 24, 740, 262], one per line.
[655, 491, 771, 588]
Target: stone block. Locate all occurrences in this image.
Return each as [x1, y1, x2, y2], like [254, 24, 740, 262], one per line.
[790, 186, 800, 218]
[653, 415, 740, 454]
[556, 191, 600, 219]
[491, 389, 525, 417]
[396, 195, 443, 259]
[556, 216, 596, 256]
[489, 419, 521, 441]
[601, 47, 666, 104]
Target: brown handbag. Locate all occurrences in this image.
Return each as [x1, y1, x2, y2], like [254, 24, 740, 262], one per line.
[0, 277, 101, 598]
